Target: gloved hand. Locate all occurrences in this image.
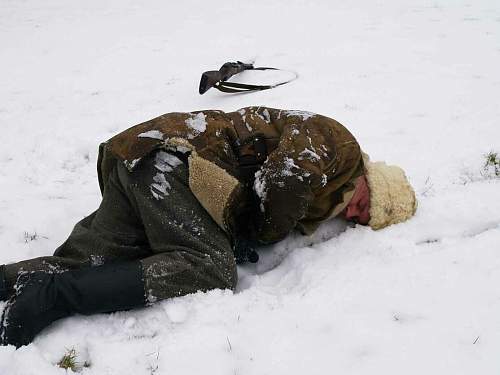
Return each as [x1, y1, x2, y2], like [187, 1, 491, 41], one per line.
[230, 194, 261, 264]
[233, 237, 260, 264]
[0, 261, 145, 348]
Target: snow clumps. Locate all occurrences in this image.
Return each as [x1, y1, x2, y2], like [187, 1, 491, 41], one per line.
[185, 112, 207, 138]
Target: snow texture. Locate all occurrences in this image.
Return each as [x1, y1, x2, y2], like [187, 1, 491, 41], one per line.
[282, 157, 302, 177]
[137, 130, 164, 140]
[253, 170, 267, 212]
[124, 158, 140, 170]
[154, 150, 182, 173]
[283, 110, 316, 121]
[150, 173, 171, 200]
[261, 108, 271, 123]
[1, 1, 500, 374]
[185, 112, 207, 138]
[150, 151, 181, 199]
[299, 148, 321, 161]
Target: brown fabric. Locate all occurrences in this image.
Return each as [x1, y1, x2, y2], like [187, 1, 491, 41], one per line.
[98, 107, 364, 244]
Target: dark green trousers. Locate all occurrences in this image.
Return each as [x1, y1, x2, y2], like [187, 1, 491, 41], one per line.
[3, 150, 237, 302]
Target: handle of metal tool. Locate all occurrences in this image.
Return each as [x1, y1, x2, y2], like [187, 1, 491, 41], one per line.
[199, 61, 254, 94]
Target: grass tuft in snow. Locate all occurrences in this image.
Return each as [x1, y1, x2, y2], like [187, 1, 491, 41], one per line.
[57, 348, 78, 371]
[23, 231, 48, 243]
[458, 150, 500, 184]
[57, 348, 90, 372]
[483, 151, 500, 178]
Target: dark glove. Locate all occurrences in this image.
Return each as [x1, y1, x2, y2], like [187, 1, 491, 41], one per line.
[228, 187, 263, 265]
[233, 237, 259, 264]
[0, 261, 145, 348]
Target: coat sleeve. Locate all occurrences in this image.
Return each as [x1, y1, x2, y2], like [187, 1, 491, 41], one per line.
[250, 111, 350, 244]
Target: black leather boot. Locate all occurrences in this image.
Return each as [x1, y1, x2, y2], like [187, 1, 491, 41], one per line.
[0, 261, 145, 348]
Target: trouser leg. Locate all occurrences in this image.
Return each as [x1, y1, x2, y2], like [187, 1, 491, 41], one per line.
[115, 150, 237, 301]
[1, 214, 122, 294]
[2, 157, 151, 294]
[2, 150, 236, 301]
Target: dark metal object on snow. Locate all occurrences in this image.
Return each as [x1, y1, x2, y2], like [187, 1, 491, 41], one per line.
[199, 61, 297, 94]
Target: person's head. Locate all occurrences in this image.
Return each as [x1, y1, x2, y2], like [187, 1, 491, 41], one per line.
[362, 158, 417, 230]
[343, 157, 417, 229]
[342, 175, 371, 225]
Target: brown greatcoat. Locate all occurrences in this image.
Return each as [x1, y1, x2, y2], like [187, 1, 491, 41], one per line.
[98, 106, 364, 244]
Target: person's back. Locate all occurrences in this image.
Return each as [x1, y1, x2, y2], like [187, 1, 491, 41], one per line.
[100, 106, 369, 243]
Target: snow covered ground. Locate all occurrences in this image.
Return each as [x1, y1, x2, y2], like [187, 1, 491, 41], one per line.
[1, 0, 500, 373]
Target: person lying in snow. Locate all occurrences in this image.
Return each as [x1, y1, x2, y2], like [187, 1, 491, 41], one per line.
[0, 106, 417, 347]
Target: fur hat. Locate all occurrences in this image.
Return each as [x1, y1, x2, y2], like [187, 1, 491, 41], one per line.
[363, 158, 417, 230]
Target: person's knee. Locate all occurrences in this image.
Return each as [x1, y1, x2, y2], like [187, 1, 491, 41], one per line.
[218, 254, 238, 291]
[202, 247, 237, 291]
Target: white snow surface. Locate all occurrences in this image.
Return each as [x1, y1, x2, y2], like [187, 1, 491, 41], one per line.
[1, 0, 500, 374]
